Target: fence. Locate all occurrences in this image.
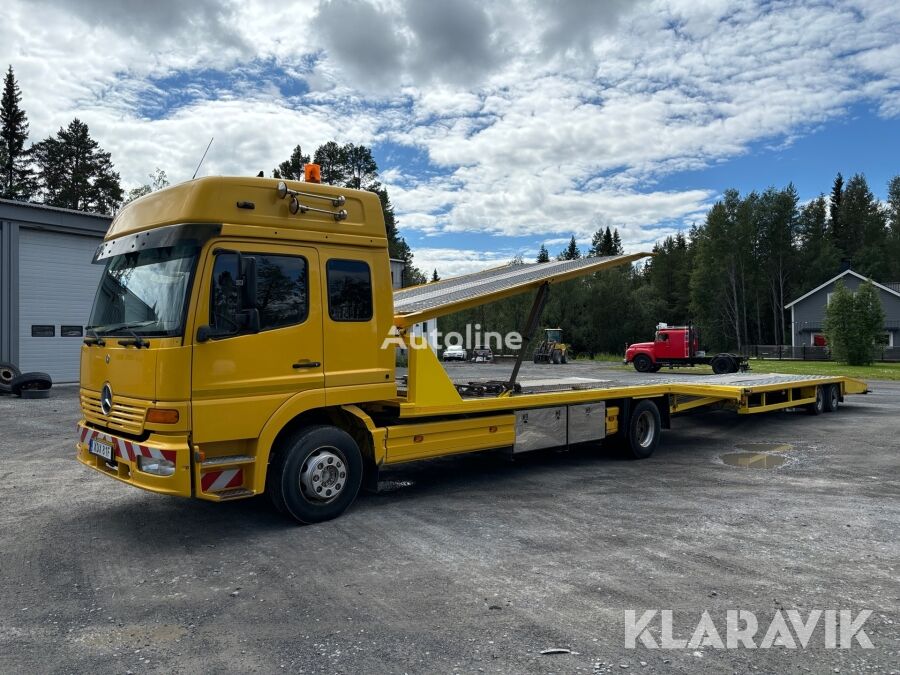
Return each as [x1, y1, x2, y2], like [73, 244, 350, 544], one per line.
[741, 345, 900, 362]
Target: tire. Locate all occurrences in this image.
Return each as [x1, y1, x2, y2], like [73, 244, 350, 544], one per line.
[806, 386, 825, 415]
[561, 352, 568, 364]
[533, 355, 541, 364]
[711, 356, 731, 375]
[649, 365, 662, 373]
[633, 354, 652, 373]
[267, 425, 364, 524]
[623, 400, 662, 459]
[10, 372, 52, 397]
[0, 362, 21, 393]
[824, 383, 840, 412]
[551, 350, 561, 364]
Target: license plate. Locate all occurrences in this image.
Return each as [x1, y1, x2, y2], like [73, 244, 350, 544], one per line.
[89, 438, 114, 462]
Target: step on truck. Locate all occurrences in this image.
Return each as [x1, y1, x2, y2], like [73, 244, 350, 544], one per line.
[625, 323, 749, 374]
[76, 173, 868, 523]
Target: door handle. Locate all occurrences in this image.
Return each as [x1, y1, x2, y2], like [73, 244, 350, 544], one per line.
[292, 361, 321, 369]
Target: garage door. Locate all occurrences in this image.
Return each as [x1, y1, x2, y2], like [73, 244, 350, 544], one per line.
[18, 228, 103, 383]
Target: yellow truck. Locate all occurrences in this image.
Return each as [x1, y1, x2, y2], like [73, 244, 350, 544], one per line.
[76, 174, 868, 523]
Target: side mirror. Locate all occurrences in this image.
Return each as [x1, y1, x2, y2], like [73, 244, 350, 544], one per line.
[196, 325, 211, 343]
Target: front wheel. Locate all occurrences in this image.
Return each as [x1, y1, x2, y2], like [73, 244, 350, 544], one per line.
[267, 425, 364, 524]
[633, 354, 652, 373]
[806, 386, 825, 415]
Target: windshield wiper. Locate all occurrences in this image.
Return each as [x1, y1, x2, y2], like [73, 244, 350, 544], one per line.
[118, 329, 150, 349]
[91, 320, 157, 335]
[83, 329, 106, 347]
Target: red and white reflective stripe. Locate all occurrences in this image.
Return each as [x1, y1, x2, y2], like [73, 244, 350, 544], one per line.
[201, 468, 243, 492]
[78, 426, 176, 463]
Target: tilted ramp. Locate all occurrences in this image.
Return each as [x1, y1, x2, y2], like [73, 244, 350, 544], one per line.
[392, 253, 651, 327]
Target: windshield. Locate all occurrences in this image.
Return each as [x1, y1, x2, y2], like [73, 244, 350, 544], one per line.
[88, 243, 198, 337]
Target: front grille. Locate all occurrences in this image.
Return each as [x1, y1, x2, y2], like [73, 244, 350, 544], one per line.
[81, 391, 146, 435]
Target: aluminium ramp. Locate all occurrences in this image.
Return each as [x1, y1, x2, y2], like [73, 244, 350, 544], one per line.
[393, 253, 651, 327]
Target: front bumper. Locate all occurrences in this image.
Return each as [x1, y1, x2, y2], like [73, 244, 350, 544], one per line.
[76, 421, 193, 497]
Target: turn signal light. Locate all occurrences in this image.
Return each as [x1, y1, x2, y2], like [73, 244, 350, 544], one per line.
[146, 408, 179, 424]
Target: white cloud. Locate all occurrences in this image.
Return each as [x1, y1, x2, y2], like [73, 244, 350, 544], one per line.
[2, 0, 899, 275]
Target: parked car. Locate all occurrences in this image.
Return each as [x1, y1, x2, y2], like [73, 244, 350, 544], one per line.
[442, 345, 467, 361]
[472, 346, 494, 363]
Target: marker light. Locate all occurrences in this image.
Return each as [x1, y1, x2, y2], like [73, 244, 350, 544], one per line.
[146, 408, 179, 424]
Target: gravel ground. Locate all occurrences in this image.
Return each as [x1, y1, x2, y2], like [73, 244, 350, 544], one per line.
[0, 361, 898, 674]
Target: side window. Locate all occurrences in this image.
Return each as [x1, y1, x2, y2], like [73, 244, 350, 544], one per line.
[327, 259, 373, 321]
[210, 254, 241, 332]
[209, 252, 309, 335]
[256, 255, 308, 329]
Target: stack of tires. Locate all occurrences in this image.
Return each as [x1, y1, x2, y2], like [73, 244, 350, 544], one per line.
[0, 362, 53, 399]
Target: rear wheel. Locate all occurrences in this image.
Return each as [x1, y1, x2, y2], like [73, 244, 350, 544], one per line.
[267, 425, 364, 524]
[622, 400, 661, 459]
[711, 356, 732, 374]
[806, 386, 825, 415]
[560, 351, 568, 364]
[633, 354, 652, 373]
[824, 383, 840, 412]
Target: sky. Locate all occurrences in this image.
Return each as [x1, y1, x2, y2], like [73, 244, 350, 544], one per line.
[3, 0, 899, 277]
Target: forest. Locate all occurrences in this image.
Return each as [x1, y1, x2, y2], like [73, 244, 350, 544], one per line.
[441, 174, 900, 355]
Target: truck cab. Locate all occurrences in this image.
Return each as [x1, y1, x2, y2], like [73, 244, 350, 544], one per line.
[77, 176, 395, 515]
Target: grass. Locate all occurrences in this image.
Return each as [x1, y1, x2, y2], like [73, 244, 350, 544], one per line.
[607, 358, 900, 380]
[745, 358, 900, 381]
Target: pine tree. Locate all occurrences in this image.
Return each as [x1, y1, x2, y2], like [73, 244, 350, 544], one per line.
[558, 235, 581, 260]
[536, 244, 550, 263]
[273, 145, 310, 180]
[886, 175, 900, 279]
[829, 172, 844, 255]
[0, 65, 36, 200]
[839, 174, 887, 278]
[612, 228, 623, 255]
[797, 195, 839, 289]
[431, 269, 440, 282]
[342, 143, 378, 189]
[313, 141, 348, 185]
[32, 118, 123, 213]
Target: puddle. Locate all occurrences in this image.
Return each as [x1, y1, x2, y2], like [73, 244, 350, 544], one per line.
[720, 452, 787, 469]
[734, 442, 794, 453]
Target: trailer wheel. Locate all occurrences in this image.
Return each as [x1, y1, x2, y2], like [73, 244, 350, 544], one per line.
[806, 386, 825, 415]
[623, 400, 661, 459]
[824, 384, 840, 412]
[633, 355, 652, 373]
[267, 425, 363, 524]
[10, 372, 52, 397]
[711, 356, 732, 374]
[0, 362, 21, 393]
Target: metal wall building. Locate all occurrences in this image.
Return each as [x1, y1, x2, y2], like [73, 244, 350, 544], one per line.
[0, 199, 110, 383]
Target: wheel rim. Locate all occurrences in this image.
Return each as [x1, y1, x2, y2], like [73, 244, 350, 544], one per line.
[299, 447, 348, 503]
[635, 410, 655, 448]
[0, 368, 13, 384]
[817, 388, 824, 411]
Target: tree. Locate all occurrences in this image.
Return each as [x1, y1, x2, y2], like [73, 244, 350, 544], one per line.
[343, 143, 378, 190]
[797, 195, 839, 290]
[824, 280, 884, 365]
[124, 168, 169, 205]
[612, 228, 623, 255]
[558, 235, 581, 260]
[887, 175, 900, 279]
[313, 141, 348, 185]
[536, 244, 550, 263]
[32, 118, 122, 212]
[829, 172, 844, 254]
[273, 145, 310, 180]
[431, 269, 440, 282]
[0, 65, 35, 200]
[839, 174, 887, 278]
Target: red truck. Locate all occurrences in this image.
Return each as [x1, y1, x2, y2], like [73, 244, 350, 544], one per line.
[624, 324, 748, 374]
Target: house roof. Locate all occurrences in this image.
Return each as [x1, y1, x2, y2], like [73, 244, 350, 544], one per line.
[785, 269, 900, 308]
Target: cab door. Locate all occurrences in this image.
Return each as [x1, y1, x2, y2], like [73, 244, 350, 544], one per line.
[190, 243, 324, 444]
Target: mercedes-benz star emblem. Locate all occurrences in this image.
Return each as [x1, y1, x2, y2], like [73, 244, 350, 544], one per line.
[100, 383, 113, 416]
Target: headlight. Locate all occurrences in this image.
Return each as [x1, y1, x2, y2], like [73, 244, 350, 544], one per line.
[137, 455, 175, 476]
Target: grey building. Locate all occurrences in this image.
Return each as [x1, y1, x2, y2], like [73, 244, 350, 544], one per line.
[1, 199, 110, 383]
[785, 268, 900, 348]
